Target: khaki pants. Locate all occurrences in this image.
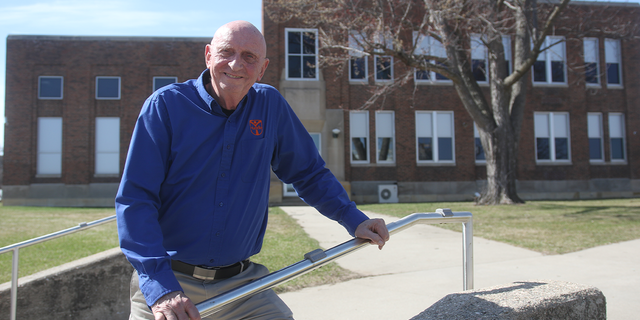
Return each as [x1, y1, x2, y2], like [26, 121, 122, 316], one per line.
[130, 262, 294, 320]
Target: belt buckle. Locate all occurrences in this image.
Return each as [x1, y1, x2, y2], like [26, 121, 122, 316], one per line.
[192, 266, 218, 281]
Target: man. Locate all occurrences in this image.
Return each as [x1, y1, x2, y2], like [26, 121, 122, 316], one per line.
[116, 20, 389, 320]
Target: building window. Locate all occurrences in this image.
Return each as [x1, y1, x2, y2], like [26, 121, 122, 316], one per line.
[286, 28, 318, 80]
[38, 76, 63, 99]
[503, 35, 512, 75]
[349, 32, 367, 81]
[605, 39, 622, 87]
[414, 32, 450, 82]
[474, 123, 486, 162]
[374, 33, 393, 82]
[376, 111, 395, 163]
[471, 35, 487, 82]
[583, 38, 600, 86]
[533, 36, 566, 84]
[416, 111, 455, 163]
[534, 112, 570, 162]
[587, 113, 604, 162]
[350, 111, 369, 164]
[609, 113, 626, 161]
[37, 117, 62, 175]
[95, 117, 120, 175]
[284, 132, 321, 197]
[153, 76, 177, 92]
[96, 76, 121, 99]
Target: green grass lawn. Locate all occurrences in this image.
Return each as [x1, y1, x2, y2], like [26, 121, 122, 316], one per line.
[358, 198, 640, 255]
[2, 198, 640, 290]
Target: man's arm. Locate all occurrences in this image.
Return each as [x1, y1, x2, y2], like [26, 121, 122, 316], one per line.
[355, 218, 390, 249]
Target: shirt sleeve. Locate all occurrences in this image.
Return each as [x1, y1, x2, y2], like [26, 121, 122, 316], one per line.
[115, 94, 182, 306]
[270, 95, 369, 236]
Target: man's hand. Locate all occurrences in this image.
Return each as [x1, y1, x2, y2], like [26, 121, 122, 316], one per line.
[355, 218, 390, 250]
[151, 291, 201, 320]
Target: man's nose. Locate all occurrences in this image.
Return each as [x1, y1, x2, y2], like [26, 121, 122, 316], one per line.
[228, 54, 244, 70]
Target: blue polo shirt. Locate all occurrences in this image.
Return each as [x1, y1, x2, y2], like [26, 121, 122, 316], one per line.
[115, 70, 368, 306]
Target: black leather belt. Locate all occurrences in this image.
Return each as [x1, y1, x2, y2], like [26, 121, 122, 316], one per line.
[171, 259, 250, 281]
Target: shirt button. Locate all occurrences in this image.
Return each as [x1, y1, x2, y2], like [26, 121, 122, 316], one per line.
[210, 259, 215, 263]
[219, 202, 224, 207]
[226, 145, 231, 149]
[221, 173, 226, 178]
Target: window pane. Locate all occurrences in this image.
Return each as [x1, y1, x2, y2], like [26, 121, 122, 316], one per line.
[472, 60, 486, 81]
[288, 56, 301, 78]
[351, 137, 368, 161]
[39, 77, 63, 99]
[302, 56, 316, 79]
[611, 138, 624, 160]
[97, 77, 120, 99]
[438, 137, 453, 161]
[378, 137, 394, 161]
[589, 138, 602, 160]
[38, 117, 63, 175]
[551, 61, 564, 82]
[533, 61, 546, 82]
[350, 57, 366, 79]
[536, 138, 550, 160]
[288, 31, 301, 54]
[435, 61, 448, 80]
[555, 137, 569, 160]
[376, 56, 392, 80]
[606, 63, 620, 85]
[475, 137, 486, 160]
[302, 32, 316, 54]
[418, 137, 433, 161]
[154, 77, 177, 91]
[585, 63, 598, 84]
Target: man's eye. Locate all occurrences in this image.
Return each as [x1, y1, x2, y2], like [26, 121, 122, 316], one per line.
[244, 54, 257, 64]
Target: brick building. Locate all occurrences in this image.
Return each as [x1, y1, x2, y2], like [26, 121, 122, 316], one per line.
[3, 1, 639, 206]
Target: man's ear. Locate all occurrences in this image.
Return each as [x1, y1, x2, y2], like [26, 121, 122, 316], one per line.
[204, 44, 213, 68]
[256, 58, 270, 82]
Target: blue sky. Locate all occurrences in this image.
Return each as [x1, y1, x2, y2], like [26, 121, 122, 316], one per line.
[1, 0, 638, 153]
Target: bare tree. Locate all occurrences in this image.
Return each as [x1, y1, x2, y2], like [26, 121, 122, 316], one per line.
[264, 0, 627, 205]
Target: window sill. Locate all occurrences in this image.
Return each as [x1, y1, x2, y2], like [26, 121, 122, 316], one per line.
[94, 174, 120, 178]
[532, 83, 569, 88]
[417, 162, 456, 167]
[535, 161, 572, 166]
[414, 80, 454, 86]
[36, 174, 62, 178]
[606, 84, 624, 90]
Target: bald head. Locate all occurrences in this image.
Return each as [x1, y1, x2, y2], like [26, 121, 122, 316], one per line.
[212, 21, 267, 59]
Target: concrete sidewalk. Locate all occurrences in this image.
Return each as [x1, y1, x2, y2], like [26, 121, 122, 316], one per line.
[277, 206, 640, 320]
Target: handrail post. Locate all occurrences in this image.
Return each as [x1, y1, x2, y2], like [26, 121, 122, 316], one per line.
[11, 248, 19, 320]
[463, 216, 473, 290]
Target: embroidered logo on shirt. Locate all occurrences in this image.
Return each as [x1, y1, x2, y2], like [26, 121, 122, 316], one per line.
[249, 120, 263, 136]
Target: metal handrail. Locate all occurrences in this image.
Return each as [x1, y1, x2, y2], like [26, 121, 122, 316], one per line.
[196, 209, 473, 318]
[0, 215, 117, 320]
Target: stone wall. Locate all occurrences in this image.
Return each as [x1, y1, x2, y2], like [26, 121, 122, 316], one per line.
[0, 248, 132, 320]
[411, 280, 606, 320]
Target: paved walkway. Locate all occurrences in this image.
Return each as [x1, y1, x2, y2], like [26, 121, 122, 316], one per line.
[277, 206, 640, 320]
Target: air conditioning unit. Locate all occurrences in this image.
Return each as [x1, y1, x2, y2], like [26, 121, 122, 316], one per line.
[378, 184, 398, 203]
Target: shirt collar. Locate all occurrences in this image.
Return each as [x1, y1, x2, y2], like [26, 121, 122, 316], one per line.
[196, 69, 253, 116]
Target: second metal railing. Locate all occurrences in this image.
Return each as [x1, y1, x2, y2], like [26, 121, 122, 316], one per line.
[196, 209, 473, 318]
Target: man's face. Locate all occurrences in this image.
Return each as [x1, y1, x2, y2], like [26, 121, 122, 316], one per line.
[205, 24, 269, 105]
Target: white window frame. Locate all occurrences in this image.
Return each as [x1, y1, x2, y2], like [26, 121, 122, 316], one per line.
[413, 32, 451, 84]
[38, 76, 64, 100]
[95, 117, 120, 175]
[153, 76, 178, 92]
[374, 32, 393, 82]
[605, 38, 623, 88]
[583, 38, 600, 87]
[284, 132, 322, 197]
[608, 113, 626, 162]
[96, 76, 121, 100]
[415, 111, 455, 164]
[285, 28, 319, 81]
[350, 111, 370, 164]
[37, 117, 63, 176]
[587, 113, 604, 163]
[375, 111, 395, 164]
[534, 112, 571, 163]
[532, 36, 567, 85]
[349, 31, 368, 82]
[474, 123, 486, 163]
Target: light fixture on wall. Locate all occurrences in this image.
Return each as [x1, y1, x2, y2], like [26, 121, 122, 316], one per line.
[332, 128, 341, 138]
